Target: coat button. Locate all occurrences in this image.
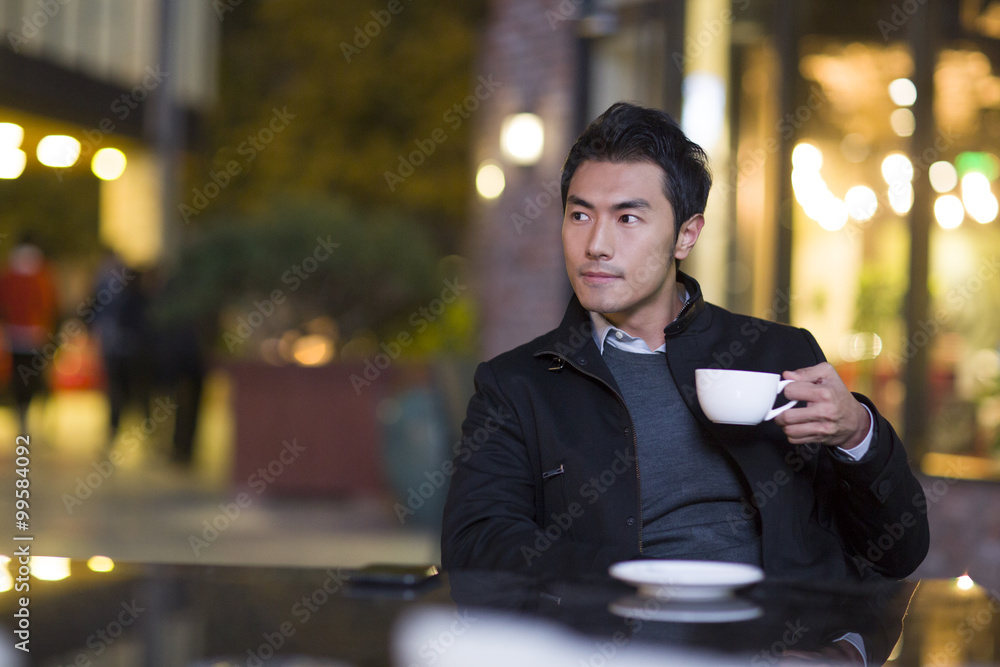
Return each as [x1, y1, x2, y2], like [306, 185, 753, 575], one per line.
[578, 357, 587, 365]
[840, 480, 851, 493]
[625, 517, 635, 527]
[878, 479, 892, 496]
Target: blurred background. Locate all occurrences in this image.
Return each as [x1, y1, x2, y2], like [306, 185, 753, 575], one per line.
[1, 0, 999, 590]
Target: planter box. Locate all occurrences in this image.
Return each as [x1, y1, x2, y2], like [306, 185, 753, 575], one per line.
[227, 361, 397, 497]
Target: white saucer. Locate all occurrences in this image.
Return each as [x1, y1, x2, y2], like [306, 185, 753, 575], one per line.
[608, 560, 764, 600]
[609, 594, 763, 623]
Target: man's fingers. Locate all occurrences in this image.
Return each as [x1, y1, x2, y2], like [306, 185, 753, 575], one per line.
[781, 381, 834, 405]
[782, 361, 834, 383]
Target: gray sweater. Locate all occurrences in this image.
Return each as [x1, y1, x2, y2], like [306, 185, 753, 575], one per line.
[603, 344, 762, 564]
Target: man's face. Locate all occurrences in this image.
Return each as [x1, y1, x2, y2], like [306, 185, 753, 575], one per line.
[561, 159, 703, 333]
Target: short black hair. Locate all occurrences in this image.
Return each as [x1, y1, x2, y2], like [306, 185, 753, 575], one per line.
[560, 102, 712, 235]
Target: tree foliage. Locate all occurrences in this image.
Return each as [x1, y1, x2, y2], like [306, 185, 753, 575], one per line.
[157, 197, 451, 350]
[190, 0, 487, 251]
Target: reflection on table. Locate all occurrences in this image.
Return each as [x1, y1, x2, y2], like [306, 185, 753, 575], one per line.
[0, 557, 997, 666]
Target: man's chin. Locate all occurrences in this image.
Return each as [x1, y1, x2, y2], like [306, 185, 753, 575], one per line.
[576, 295, 620, 317]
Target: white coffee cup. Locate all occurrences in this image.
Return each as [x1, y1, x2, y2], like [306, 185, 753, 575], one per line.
[695, 369, 799, 425]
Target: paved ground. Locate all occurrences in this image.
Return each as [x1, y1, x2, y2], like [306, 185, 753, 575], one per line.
[0, 372, 438, 569]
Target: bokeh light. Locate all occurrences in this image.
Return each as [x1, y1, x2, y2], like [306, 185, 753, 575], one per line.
[87, 555, 115, 573]
[934, 194, 965, 229]
[888, 182, 914, 214]
[91, 147, 127, 180]
[929, 161, 958, 193]
[890, 108, 915, 137]
[882, 153, 914, 184]
[30, 556, 71, 581]
[0, 122, 24, 148]
[792, 142, 823, 171]
[37, 135, 81, 168]
[0, 148, 26, 179]
[888, 78, 917, 106]
[845, 185, 878, 221]
[475, 161, 505, 199]
[500, 113, 544, 165]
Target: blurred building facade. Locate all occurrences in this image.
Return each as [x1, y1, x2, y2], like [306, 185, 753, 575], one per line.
[0, 0, 219, 265]
[472, 0, 1000, 478]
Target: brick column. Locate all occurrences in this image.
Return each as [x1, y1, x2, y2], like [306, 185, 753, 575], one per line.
[469, 0, 581, 360]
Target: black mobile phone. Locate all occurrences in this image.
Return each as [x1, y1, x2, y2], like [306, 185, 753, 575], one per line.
[346, 563, 440, 586]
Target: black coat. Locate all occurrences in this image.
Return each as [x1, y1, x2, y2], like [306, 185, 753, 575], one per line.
[441, 273, 929, 580]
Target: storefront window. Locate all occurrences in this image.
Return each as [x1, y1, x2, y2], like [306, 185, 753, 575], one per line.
[775, 39, 1000, 477]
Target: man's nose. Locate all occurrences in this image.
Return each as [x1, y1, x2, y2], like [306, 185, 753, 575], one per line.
[585, 219, 613, 260]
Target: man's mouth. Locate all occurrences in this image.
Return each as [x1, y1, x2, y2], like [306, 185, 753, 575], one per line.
[580, 269, 623, 284]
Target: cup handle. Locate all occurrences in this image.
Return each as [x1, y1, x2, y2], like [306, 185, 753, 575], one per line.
[764, 378, 798, 421]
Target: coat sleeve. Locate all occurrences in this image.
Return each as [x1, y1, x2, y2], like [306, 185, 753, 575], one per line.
[828, 394, 930, 578]
[440, 361, 626, 576]
[799, 329, 930, 578]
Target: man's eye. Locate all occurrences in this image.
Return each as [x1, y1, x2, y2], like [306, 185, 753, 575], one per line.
[571, 211, 590, 221]
[620, 214, 639, 224]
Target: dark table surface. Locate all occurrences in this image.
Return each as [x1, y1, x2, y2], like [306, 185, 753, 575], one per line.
[1, 559, 998, 666]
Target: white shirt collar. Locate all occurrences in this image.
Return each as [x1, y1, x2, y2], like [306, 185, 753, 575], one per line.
[590, 311, 664, 354]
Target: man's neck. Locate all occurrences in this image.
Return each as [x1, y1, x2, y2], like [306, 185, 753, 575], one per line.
[603, 282, 686, 352]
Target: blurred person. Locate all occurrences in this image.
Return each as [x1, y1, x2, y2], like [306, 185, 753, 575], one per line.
[0, 234, 59, 434]
[146, 267, 207, 467]
[441, 102, 929, 581]
[155, 318, 205, 467]
[87, 249, 153, 443]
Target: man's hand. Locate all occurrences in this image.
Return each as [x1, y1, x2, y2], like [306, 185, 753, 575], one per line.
[773, 362, 870, 449]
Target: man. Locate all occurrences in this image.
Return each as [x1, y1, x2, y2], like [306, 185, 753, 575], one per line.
[441, 102, 929, 580]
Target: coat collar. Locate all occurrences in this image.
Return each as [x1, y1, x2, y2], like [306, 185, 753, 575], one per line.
[533, 271, 708, 362]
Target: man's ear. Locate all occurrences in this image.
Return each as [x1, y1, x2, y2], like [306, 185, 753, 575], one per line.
[674, 214, 705, 260]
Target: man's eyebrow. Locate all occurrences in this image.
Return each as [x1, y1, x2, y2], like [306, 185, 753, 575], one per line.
[612, 199, 651, 211]
[565, 195, 652, 210]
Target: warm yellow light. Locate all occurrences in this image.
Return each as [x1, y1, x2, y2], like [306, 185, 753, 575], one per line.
[87, 555, 115, 573]
[888, 183, 914, 214]
[791, 168, 826, 200]
[882, 153, 914, 184]
[960, 172, 997, 223]
[92, 148, 127, 180]
[935, 194, 965, 229]
[681, 73, 726, 148]
[791, 143, 823, 171]
[501, 113, 544, 166]
[962, 171, 991, 195]
[842, 332, 883, 362]
[956, 574, 975, 590]
[475, 161, 505, 199]
[0, 122, 24, 148]
[967, 193, 998, 224]
[792, 166, 848, 231]
[845, 185, 878, 221]
[0, 149, 27, 179]
[929, 161, 958, 193]
[888, 78, 917, 106]
[816, 198, 848, 231]
[0, 555, 11, 593]
[30, 556, 71, 581]
[37, 135, 81, 168]
[890, 108, 915, 137]
[292, 334, 334, 367]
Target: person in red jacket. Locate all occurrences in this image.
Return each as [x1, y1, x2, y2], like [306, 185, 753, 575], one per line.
[0, 234, 59, 434]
